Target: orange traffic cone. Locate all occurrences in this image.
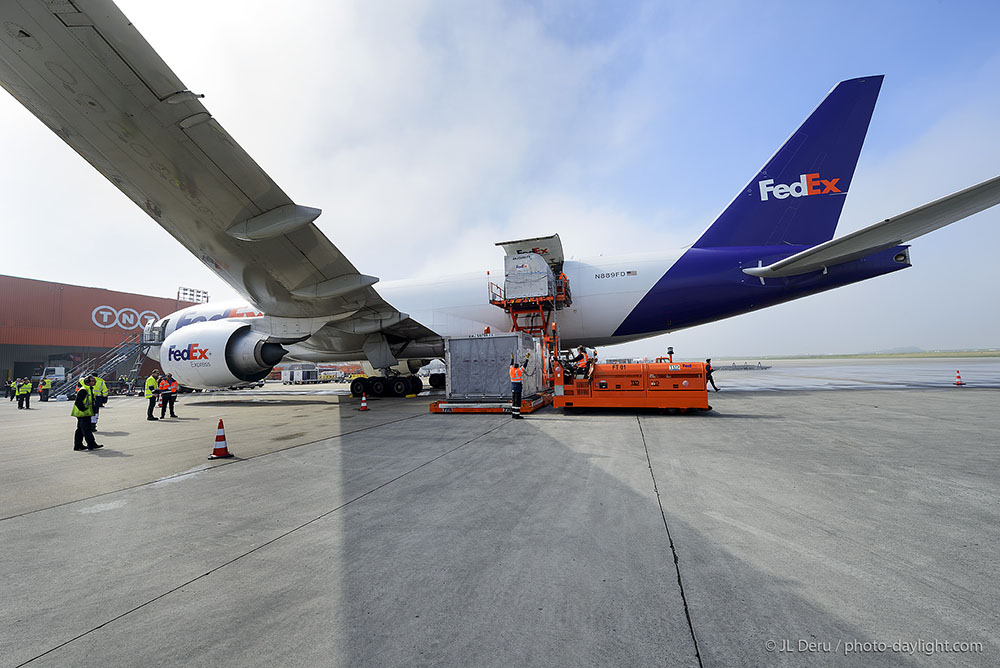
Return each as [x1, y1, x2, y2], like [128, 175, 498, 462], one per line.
[955, 370, 965, 386]
[208, 419, 235, 459]
[359, 392, 370, 411]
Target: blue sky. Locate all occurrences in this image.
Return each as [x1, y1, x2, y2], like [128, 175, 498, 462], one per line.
[1, 0, 997, 357]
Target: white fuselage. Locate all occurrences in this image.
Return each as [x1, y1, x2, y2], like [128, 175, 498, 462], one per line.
[150, 250, 683, 366]
[376, 250, 681, 347]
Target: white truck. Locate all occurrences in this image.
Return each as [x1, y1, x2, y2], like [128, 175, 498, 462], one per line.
[39, 366, 67, 384]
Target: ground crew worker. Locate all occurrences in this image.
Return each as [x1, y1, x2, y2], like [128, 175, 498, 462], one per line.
[705, 358, 720, 392]
[157, 375, 168, 410]
[17, 378, 32, 409]
[144, 369, 162, 421]
[570, 346, 590, 378]
[7, 379, 17, 401]
[91, 374, 109, 430]
[159, 373, 179, 418]
[509, 361, 524, 419]
[40, 377, 52, 402]
[72, 375, 102, 451]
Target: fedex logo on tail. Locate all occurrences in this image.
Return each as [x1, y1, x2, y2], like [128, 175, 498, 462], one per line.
[168, 343, 209, 361]
[759, 173, 841, 201]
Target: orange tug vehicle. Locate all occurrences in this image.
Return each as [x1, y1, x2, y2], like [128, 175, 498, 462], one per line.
[554, 358, 712, 413]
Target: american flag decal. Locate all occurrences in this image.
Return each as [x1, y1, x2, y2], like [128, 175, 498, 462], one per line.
[626, 270, 637, 276]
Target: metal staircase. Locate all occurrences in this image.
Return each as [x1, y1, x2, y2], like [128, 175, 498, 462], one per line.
[51, 333, 150, 398]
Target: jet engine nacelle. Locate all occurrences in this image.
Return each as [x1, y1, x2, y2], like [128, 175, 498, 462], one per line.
[160, 320, 287, 388]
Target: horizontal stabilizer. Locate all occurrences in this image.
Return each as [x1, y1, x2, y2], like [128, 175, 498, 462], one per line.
[744, 174, 1000, 277]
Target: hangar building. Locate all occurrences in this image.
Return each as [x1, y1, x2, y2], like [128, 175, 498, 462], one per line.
[0, 274, 196, 382]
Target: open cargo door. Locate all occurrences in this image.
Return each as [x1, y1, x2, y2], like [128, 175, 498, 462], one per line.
[495, 234, 564, 273]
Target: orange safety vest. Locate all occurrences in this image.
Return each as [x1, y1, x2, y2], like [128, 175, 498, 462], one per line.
[509, 366, 523, 382]
[168, 380, 179, 393]
[576, 350, 589, 368]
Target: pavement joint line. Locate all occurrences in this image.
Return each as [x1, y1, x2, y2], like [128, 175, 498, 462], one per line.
[15, 416, 509, 668]
[0, 411, 427, 523]
[637, 414, 704, 668]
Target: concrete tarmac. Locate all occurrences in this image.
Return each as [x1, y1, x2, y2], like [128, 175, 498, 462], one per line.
[1, 386, 998, 667]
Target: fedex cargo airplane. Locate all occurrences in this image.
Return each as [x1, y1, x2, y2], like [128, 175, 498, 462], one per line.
[1, 1, 998, 395]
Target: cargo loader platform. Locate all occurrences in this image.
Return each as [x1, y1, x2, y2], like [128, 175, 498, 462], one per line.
[429, 392, 553, 414]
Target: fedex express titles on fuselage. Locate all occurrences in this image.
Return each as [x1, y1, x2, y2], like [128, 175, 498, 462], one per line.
[174, 305, 263, 330]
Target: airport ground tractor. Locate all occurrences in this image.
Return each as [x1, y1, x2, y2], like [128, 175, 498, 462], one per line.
[553, 361, 711, 412]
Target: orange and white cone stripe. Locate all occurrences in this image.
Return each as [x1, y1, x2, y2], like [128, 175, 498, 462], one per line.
[955, 371, 965, 386]
[208, 418, 235, 459]
[359, 392, 369, 411]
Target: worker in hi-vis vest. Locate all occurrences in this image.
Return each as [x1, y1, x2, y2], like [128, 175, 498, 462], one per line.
[72, 375, 102, 451]
[89, 374, 109, 430]
[570, 345, 590, 377]
[17, 378, 32, 409]
[144, 369, 162, 421]
[158, 373, 179, 418]
[509, 360, 524, 419]
[40, 377, 52, 402]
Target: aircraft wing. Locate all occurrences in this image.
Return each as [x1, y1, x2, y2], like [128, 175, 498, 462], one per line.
[0, 0, 424, 340]
[744, 174, 1000, 278]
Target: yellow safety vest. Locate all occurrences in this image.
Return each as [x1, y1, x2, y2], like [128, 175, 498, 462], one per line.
[17, 382, 32, 395]
[71, 386, 94, 418]
[144, 376, 159, 398]
[95, 377, 109, 397]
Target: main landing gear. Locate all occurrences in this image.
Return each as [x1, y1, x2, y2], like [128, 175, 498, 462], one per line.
[350, 374, 427, 398]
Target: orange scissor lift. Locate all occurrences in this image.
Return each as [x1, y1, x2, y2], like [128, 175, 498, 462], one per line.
[428, 235, 570, 415]
[429, 285, 563, 414]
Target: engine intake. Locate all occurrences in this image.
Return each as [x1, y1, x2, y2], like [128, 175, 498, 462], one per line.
[160, 320, 287, 388]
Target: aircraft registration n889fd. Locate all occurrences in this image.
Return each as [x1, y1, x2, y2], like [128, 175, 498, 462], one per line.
[1, 2, 998, 392]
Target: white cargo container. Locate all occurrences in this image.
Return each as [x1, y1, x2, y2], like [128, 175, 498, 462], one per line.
[445, 333, 543, 400]
[282, 363, 319, 384]
[503, 252, 555, 300]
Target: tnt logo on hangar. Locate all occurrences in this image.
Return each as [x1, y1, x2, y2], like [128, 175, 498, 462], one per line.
[91, 305, 160, 330]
